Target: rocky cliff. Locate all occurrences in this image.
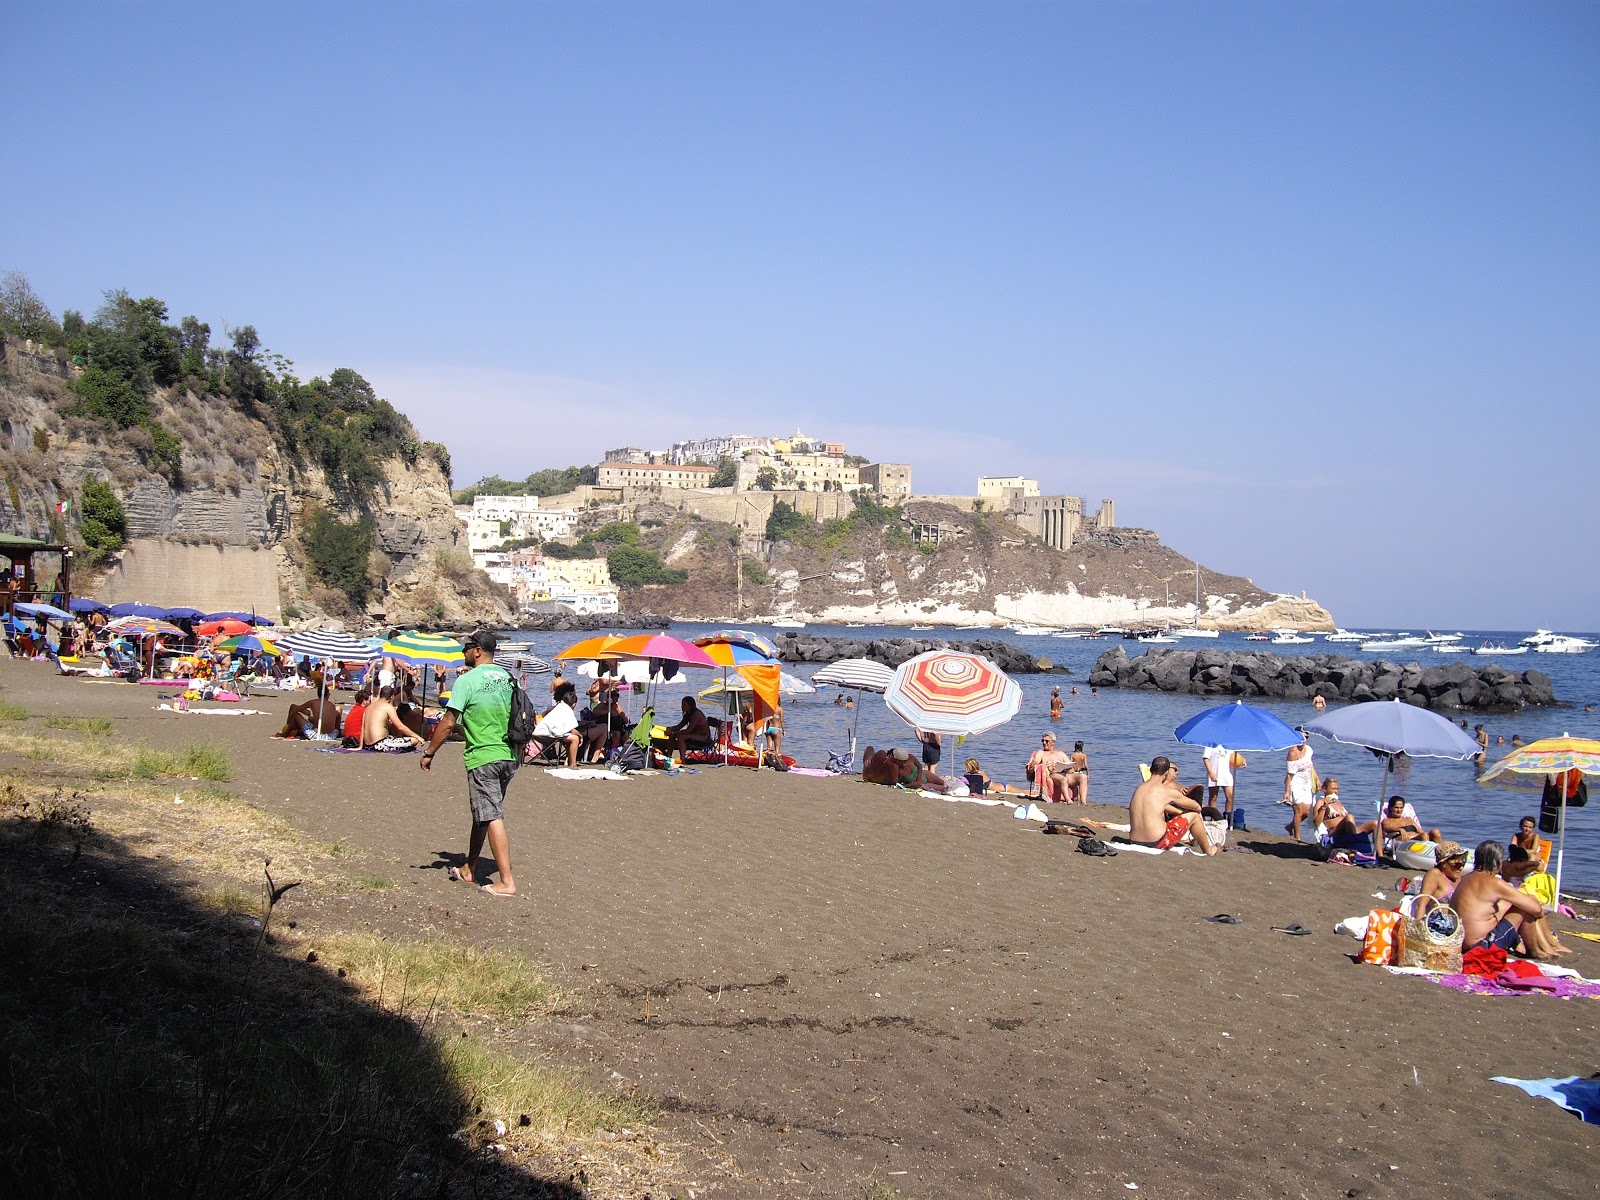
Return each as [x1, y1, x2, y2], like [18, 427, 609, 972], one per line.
[0, 334, 508, 627]
[608, 499, 1334, 631]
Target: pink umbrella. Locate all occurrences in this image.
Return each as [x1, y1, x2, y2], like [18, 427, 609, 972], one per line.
[607, 633, 718, 669]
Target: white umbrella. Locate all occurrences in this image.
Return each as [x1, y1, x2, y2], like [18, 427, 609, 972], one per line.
[812, 658, 896, 766]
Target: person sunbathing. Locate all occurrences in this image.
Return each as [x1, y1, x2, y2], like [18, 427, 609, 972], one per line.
[1313, 787, 1359, 842]
[963, 757, 991, 796]
[1358, 796, 1443, 846]
[656, 696, 712, 762]
[1454, 841, 1555, 958]
[362, 686, 425, 752]
[861, 746, 946, 791]
[1418, 841, 1469, 903]
[1025, 733, 1071, 800]
[1129, 756, 1217, 856]
[278, 695, 341, 740]
[1503, 815, 1547, 880]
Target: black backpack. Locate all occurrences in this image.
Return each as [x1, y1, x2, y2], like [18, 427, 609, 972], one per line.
[505, 677, 540, 768]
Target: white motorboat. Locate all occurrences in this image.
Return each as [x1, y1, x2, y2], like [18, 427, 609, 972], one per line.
[1271, 633, 1314, 644]
[1051, 631, 1086, 639]
[1534, 635, 1595, 654]
[1323, 629, 1366, 643]
[1009, 623, 1058, 636]
[909, 625, 933, 631]
[1424, 631, 1465, 644]
[1096, 626, 1126, 636]
[770, 618, 807, 629]
[1360, 635, 1428, 651]
[1472, 642, 1528, 656]
[1138, 634, 1180, 644]
[1432, 644, 1473, 654]
[1173, 627, 1219, 638]
[1521, 629, 1558, 646]
[844, 622, 867, 628]
[1244, 633, 1271, 642]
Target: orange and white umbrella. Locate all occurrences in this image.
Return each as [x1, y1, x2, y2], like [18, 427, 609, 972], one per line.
[884, 650, 1021, 738]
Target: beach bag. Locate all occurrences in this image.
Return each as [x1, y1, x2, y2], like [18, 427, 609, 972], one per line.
[505, 680, 540, 769]
[612, 741, 649, 773]
[1359, 909, 1403, 965]
[1203, 818, 1228, 850]
[1396, 901, 1463, 972]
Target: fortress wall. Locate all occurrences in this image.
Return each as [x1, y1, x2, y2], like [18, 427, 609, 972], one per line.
[94, 539, 282, 619]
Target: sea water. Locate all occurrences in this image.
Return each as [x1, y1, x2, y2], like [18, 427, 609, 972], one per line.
[504, 623, 1600, 894]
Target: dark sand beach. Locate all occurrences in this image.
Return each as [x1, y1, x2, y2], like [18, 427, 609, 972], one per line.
[5, 660, 1598, 1198]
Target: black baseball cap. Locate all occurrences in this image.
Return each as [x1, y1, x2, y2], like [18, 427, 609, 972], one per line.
[463, 629, 498, 654]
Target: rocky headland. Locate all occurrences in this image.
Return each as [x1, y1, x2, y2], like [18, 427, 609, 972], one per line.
[776, 631, 1050, 674]
[1088, 645, 1559, 712]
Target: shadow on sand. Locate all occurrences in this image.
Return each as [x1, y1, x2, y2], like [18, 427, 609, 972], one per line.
[0, 807, 583, 1199]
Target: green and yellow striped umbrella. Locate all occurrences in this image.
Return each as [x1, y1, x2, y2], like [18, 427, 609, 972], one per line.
[380, 630, 466, 670]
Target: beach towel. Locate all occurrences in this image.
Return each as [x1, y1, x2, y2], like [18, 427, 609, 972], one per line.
[307, 745, 366, 754]
[1491, 1076, 1600, 1124]
[157, 704, 268, 715]
[544, 767, 631, 782]
[1013, 803, 1048, 822]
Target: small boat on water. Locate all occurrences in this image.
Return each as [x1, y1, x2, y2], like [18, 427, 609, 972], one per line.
[1051, 631, 1085, 639]
[1360, 635, 1428, 651]
[844, 622, 867, 628]
[1432, 644, 1472, 654]
[1472, 642, 1528, 656]
[1534, 636, 1594, 654]
[1173, 627, 1219, 638]
[770, 618, 806, 629]
[1323, 629, 1366, 643]
[1424, 631, 1465, 644]
[1271, 633, 1314, 645]
[1138, 634, 1180, 644]
[1244, 633, 1271, 642]
[909, 624, 933, 631]
[1096, 626, 1126, 636]
[1009, 623, 1059, 636]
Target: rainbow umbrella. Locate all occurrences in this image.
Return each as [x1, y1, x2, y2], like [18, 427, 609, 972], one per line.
[105, 615, 184, 638]
[884, 650, 1022, 739]
[220, 634, 280, 657]
[381, 630, 467, 710]
[695, 629, 781, 659]
[1479, 735, 1600, 900]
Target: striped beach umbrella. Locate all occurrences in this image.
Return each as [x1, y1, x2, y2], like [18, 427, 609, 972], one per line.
[275, 629, 381, 662]
[494, 649, 553, 674]
[695, 629, 781, 659]
[1479, 735, 1600, 900]
[812, 658, 895, 693]
[381, 630, 466, 671]
[219, 634, 281, 657]
[105, 615, 184, 638]
[884, 650, 1022, 739]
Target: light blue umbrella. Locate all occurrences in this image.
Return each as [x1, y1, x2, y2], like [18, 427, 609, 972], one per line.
[1304, 699, 1482, 858]
[14, 601, 73, 623]
[1173, 700, 1303, 751]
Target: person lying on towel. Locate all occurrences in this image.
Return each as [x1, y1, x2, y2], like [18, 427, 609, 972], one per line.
[861, 746, 947, 792]
[1129, 756, 1218, 856]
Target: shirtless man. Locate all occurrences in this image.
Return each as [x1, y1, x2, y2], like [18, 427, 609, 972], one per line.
[1454, 841, 1550, 957]
[1026, 733, 1070, 800]
[1129, 756, 1217, 856]
[362, 685, 425, 752]
[1357, 795, 1443, 846]
[278, 694, 340, 739]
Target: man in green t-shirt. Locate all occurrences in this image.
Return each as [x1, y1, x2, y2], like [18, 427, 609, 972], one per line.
[421, 629, 518, 896]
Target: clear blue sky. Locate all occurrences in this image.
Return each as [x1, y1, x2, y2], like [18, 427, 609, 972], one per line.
[4, 1, 1595, 629]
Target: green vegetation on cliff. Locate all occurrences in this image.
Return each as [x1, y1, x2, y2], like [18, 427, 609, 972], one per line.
[453, 465, 597, 505]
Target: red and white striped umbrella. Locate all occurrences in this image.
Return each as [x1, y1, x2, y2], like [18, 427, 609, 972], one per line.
[884, 650, 1022, 738]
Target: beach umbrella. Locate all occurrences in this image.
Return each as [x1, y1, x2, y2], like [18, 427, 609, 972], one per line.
[197, 618, 252, 637]
[493, 648, 554, 675]
[695, 629, 781, 659]
[699, 641, 777, 667]
[1173, 700, 1303, 752]
[105, 615, 184, 638]
[700, 670, 815, 697]
[1478, 735, 1600, 901]
[162, 607, 208, 622]
[813, 657, 896, 762]
[108, 602, 169, 619]
[885, 650, 1022, 740]
[14, 601, 73, 623]
[275, 629, 380, 661]
[1303, 699, 1482, 857]
[607, 633, 719, 669]
[380, 630, 467, 710]
[203, 610, 271, 625]
[220, 634, 280, 657]
[554, 634, 633, 661]
[69, 597, 110, 615]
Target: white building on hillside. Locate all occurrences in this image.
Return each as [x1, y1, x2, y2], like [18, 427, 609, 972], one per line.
[978, 476, 1039, 500]
[457, 495, 579, 551]
[668, 434, 775, 465]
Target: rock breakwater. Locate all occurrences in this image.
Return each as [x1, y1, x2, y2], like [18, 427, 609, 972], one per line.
[777, 632, 1052, 674]
[1088, 646, 1557, 712]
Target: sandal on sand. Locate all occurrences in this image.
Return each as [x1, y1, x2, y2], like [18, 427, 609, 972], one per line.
[1204, 914, 1243, 925]
[480, 884, 517, 898]
[1272, 924, 1313, 936]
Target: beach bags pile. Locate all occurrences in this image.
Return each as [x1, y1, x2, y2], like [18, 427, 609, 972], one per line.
[1359, 909, 1404, 965]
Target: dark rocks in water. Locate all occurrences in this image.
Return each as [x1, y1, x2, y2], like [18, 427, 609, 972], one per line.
[775, 632, 1051, 674]
[495, 612, 672, 634]
[1090, 647, 1560, 712]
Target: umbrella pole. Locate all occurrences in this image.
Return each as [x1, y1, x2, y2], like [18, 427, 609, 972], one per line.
[1556, 772, 1569, 903]
[850, 690, 861, 763]
[1373, 757, 1392, 862]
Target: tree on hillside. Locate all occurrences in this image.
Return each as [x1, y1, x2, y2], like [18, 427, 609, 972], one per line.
[754, 466, 778, 491]
[710, 457, 736, 488]
[0, 272, 62, 343]
[765, 501, 806, 541]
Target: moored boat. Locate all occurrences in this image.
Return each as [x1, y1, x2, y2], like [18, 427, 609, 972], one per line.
[1472, 642, 1527, 656]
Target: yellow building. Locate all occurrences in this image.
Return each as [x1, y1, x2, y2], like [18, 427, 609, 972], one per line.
[596, 462, 718, 490]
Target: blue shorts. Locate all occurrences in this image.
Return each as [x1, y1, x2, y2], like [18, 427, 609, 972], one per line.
[1467, 917, 1520, 953]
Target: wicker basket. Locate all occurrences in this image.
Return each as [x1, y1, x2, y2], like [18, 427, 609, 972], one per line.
[1397, 901, 1463, 972]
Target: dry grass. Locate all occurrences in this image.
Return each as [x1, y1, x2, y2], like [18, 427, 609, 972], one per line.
[317, 932, 558, 1019]
[43, 714, 113, 735]
[0, 698, 28, 721]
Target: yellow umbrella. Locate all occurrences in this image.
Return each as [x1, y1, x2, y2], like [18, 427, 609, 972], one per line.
[1479, 735, 1600, 899]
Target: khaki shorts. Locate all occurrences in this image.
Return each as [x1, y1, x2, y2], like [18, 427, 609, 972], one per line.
[467, 760, 515, 824]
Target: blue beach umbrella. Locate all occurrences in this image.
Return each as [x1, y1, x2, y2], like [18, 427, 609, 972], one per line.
[108, 602, 169, 619]
[69, 597, 110, 615]
[161, 607, 207, 621]
[1173, 701, 1303, 752]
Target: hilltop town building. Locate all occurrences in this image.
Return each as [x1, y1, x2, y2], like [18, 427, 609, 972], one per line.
[858, 463, 912, 500]
[471, 547, 618, 614]
[455, 495, 579, 552]
[978, 476, 1039, 500]
[596, 462, 718, 490]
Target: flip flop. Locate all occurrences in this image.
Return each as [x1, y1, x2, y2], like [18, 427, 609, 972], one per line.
[1205, 914, 1242, 925]
[480, 884, 517, 898]
[1272, 924, 1313, 936]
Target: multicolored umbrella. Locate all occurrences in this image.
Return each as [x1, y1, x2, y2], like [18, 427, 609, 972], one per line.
[219, 634, 281, 657]
[884, 650, 1022, 739]
[607, 633, 718, 668]
[699, 641, 777, 667]
[105, 615, 184, 638]
[275, 630, 381, 661]
[554, 635, 633, 661]
[381, 630, 466, 671]
[1479, 735, 1600, 899]
[695, 629, 781, 659]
